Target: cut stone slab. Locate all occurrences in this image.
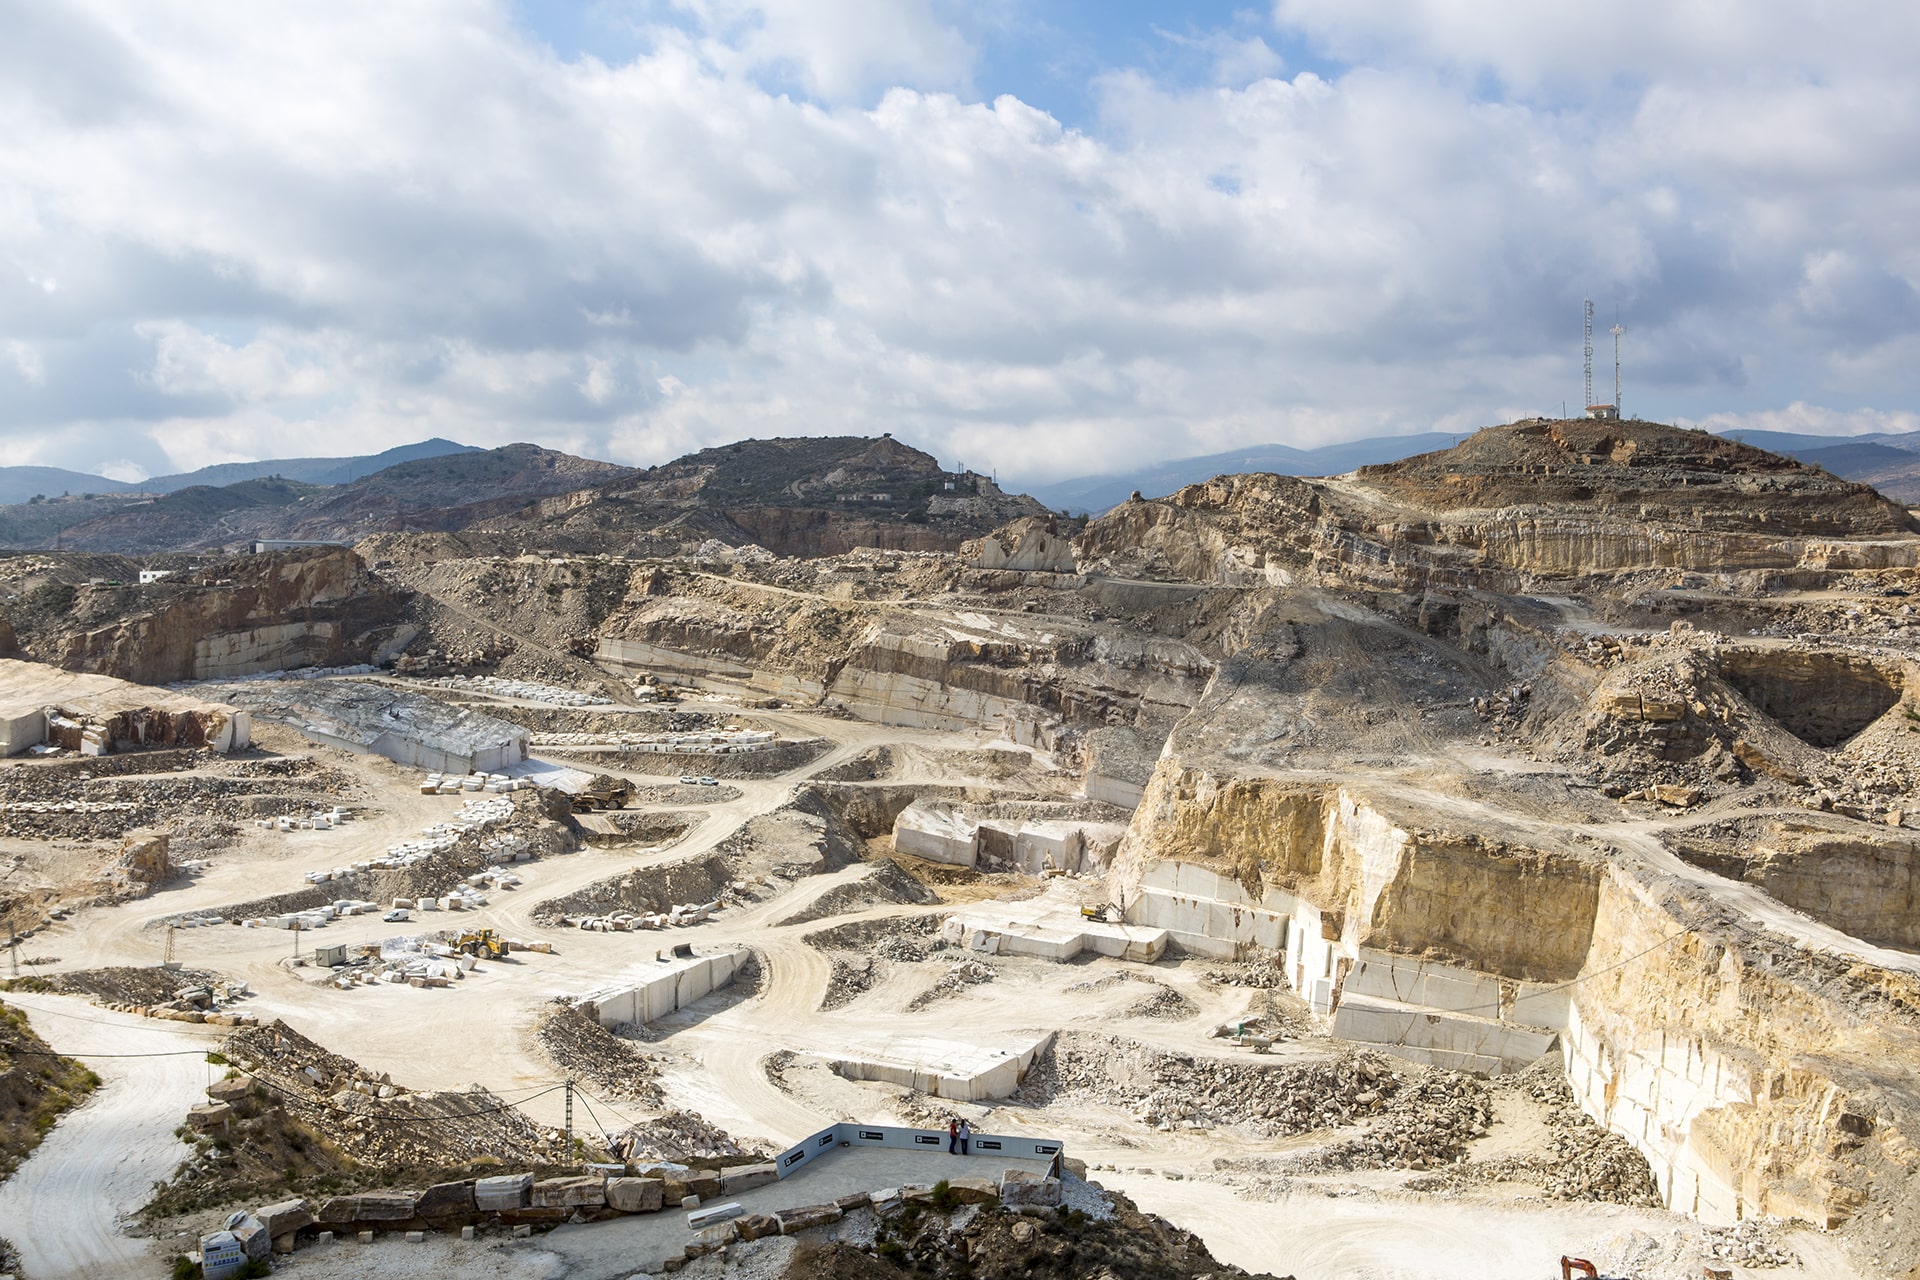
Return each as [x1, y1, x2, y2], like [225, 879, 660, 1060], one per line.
[414, 1180, 475, 1222]
[474, 1173, 534, 1211]
[317, 1192, 415, 1224]
[206, 1077, 252, 1106]
[717, 1162, 778, 1196]
[945, 1177, 1000, 1205]
[776, 1204, 843, 1234]
[531, 1176, 606, 1209]
[605, 1177, 665, 1214]
[255, 1199, 314, 1239]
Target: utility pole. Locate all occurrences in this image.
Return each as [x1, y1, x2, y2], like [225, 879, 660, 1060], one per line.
[164, 923, 177, 967]
[292, 921, 302, 961]
[564, 1074, 576, 1162]
[8, 925, 17, 979]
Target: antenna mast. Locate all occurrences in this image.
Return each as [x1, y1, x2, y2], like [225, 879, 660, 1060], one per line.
[1583, 300, 1594, 413]
[1611, 323, 1625, 419]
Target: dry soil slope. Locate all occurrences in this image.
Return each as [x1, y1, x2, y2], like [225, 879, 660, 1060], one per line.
[0, 997, 99, 1184]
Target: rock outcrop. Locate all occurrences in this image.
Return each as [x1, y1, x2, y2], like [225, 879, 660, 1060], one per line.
[1075, 419, 1920, 591]
[17, 548, 410, 683]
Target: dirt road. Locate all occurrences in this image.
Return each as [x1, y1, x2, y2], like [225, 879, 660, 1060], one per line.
[0, 993, 223, 1280]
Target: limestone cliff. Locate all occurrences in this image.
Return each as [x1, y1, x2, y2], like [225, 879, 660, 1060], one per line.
[10, 548, 411, 683]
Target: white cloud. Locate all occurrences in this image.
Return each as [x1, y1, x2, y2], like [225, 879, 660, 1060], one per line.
[665, 0, 977, 103]
[0, 0, 1913, 487]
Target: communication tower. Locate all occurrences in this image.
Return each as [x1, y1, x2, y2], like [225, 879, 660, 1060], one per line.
[1583, 300, 1594, 413]
[1611, 323, 1625, 419]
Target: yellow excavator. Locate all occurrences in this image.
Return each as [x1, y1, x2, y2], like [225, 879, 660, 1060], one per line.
[453, 929, 510, 959]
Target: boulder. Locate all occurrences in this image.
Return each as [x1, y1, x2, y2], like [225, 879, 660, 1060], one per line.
[605, 1177, 665, 1214]
[833, 1191, 872, 1212]
[414, 1180, 475, 1223]
[497, 1207, 570, 1227]
[474, 1173, 533, 1211]
[531, 1176, 606, 1209]
[187, 1102, 233, 1131]
[206, 1077, 253, 1106]
[999, 1170, 1063, 1208]
[775, 1204, 843, 1234]
[945, 1177, 999, 1205]
[254, 1199, 315, 1240]
[717, 1162, 778, 1196]
[734, 1213, 781, 1241]
[230, 1217, 270, 1261]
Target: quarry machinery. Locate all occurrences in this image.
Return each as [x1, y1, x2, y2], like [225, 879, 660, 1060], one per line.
[454, 929, 510, 959]
[570, 774, 634, 812]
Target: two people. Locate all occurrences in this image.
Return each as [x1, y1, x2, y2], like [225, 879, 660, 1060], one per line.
[945, 1117, 972, 1155]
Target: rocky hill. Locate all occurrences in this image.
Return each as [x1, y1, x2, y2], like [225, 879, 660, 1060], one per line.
[1077, 417, 1920, 590]
[45, 445, 633, 554]
[19, 436, 1047, 559]
[462, 434, 1051, 557]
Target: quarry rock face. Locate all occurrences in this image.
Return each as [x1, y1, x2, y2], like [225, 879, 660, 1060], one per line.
[31, 548, 410, 683]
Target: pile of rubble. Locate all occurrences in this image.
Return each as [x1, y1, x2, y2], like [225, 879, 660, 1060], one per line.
[421, 673, 611, 706]
[1202, 950, 1289, 989]
[529, 726, 780, 753]
[1287, 1073, 1492, 1172]
[562, 897, 720, 932]
[1542, 1122, 1663, 1205]
[1023, 1035, 1472, 1145]
[1701, 1218, 1800, 1269]
[822, 956, 878, 1010]
[535, 1000, 663, 1106]
[1121, 985, 1198, 1021]
[906, 958, 996, 1010]
[155, 1019, 556, 1219]
[874, 934, 932, 963]
[612, 1109, 767, 1165]
[800, 912, 945, 956]
[0, 767, 364, 841]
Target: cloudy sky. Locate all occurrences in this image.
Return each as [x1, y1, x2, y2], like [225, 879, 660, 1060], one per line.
[3, 1, 1918, 485]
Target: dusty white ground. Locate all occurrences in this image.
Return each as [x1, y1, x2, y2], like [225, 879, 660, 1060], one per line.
[0, 692, 1883, 1280]
[0, 993, 225, 1280]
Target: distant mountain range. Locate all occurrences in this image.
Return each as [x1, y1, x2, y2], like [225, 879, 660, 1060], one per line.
[0, 438, 480, 505]
[1025, 432, 1461, 513]
[6, 420, 1920, 555]
[1028, 425, 1920, 513]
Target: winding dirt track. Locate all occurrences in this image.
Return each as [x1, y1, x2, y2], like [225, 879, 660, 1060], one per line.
[0, 994, 223, 1280]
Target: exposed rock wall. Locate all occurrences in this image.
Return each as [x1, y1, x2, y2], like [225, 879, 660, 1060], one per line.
[31, 549, 409, 684]
[1114, 768, 1598, 981]
[1563, 869, 1919, 1228]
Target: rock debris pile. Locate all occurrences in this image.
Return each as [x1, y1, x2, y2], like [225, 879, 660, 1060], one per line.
[822, 956, 878, 1010]
[906, 958, 997, 1010]
[1022, 1034, 1489, 1161]
[1701, 1217, 1800, 1268]
[535, 1000, 663, 1106]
